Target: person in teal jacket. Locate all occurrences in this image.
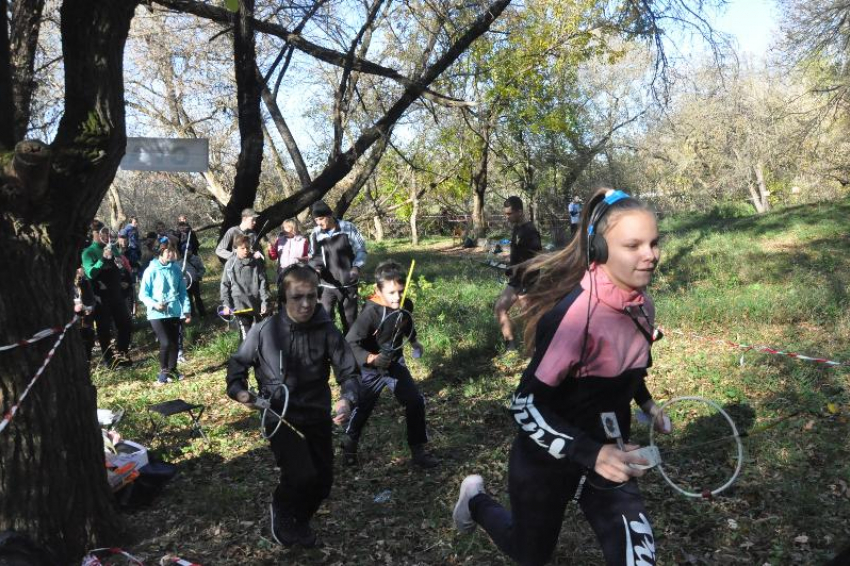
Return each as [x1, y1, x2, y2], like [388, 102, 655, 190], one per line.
[139, 239, 192, 385]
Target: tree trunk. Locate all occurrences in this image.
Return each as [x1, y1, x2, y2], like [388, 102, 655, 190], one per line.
[471, 119, 490, 239]
[751, 162, 770, 213]
[373, 214, 384, 241]
[107, 184, 127, 229]
[0, 0, 16, 150]
[220, 0, 264, 239]
[9, 0, 46, 142]
[409, 176, 419, 245]
[1, 1, 139, 561]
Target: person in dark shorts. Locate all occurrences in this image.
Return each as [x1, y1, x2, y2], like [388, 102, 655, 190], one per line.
[494, 196, 542, 351]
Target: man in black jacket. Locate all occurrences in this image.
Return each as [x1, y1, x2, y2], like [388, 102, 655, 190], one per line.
[343, 261, 438, 469]
[225, 264, 360, 548]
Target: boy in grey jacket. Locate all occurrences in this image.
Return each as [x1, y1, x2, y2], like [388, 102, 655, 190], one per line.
[220, 234, 269, 339]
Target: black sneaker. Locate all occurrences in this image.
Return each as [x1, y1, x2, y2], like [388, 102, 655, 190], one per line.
[269, 503, 317, 548]
[411, 444, 439, 469]
[340, 434, 359, 467]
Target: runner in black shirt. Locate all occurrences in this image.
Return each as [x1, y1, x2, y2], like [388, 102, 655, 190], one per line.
[495, 196, 542, 351]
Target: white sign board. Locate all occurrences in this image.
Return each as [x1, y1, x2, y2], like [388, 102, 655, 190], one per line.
[120, 137, 209, 172]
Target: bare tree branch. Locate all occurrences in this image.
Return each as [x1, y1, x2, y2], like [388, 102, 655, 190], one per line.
[151, 0, 475, 107]
[253, 0, 512, 238]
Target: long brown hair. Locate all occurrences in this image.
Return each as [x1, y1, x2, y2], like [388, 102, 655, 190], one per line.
[521, 188, 654, 354]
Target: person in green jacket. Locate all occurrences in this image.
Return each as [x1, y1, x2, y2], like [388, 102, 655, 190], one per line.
[81, 221, 134, 369]
[139, 239, 192, 385]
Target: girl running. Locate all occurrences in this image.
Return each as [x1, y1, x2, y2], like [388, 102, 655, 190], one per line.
[453, 188, 670, 566]
[139, 240, 192, 386]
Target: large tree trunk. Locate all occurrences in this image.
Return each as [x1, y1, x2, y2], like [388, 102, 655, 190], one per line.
[0, 1, 139, 562]
[9, 0, 46, 142]
[219, 0, 263, 239]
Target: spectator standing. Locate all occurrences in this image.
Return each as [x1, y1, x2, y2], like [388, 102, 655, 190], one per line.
[216, 208, 262, 262]
[307, 201, 367, 334]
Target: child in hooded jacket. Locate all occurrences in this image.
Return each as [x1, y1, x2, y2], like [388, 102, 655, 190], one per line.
[342, 260, 438, 469]
[225, 264, 359, 548]
[220, 234, 269, 340]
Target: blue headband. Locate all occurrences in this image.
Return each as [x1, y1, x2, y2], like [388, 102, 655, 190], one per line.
[588, 190, 632, 236]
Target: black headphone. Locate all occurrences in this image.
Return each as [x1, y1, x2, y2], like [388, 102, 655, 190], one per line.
[586, 190, 632, 266]
[277, 263, 320, 304]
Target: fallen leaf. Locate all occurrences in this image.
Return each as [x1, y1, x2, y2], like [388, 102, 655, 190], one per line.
[794, 535, 809, 544]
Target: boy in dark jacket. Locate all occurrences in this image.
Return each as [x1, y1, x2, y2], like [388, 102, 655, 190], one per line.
[225, 264, 360, 548]
[220, 234, 269, 340]
[343, 260, 438, 469]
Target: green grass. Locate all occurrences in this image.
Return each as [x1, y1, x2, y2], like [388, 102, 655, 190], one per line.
[96, 205, 850, 564]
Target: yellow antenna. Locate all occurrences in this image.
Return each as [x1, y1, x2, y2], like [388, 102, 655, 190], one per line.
[399, 259, 416, 308]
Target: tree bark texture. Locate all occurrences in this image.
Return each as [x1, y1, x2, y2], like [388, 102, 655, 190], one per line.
[220, 0, 264, 239]
[9, 0, 46, 143]
[1, 0, 139, 561]
[0, 0, 15, 150]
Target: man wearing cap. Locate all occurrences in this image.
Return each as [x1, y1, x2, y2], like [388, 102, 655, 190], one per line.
[307, 201, 367, 333]
[216, 208, 263, 262]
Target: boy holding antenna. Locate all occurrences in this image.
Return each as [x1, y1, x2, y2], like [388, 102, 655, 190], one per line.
[225, 264, 360, 548]
[342, 260, 438, 469]
[220, 234, 269, 340]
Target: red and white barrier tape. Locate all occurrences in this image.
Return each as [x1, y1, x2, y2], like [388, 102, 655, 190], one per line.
[82, 547, 143, 565]
[660, 327, 850, 368]
[0, 317, 75, 352]
[0, 316, 77, 434]
[81, 548, 201, 566]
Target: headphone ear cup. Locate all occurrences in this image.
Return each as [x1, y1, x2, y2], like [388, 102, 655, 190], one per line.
[588, 234, 608, 264]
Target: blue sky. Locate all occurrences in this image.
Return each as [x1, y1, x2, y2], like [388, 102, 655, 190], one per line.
[708, 0, 778, 57]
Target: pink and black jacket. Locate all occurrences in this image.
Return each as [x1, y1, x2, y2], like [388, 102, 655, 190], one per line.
[510, 267, 656, 469]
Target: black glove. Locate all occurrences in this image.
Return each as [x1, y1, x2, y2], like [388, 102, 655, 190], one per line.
[372, 352, 393, 369]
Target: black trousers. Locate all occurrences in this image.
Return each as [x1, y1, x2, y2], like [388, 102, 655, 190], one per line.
[344, 360, 428, 447]
[94, 296, 133, 357]
[269, 418, 333, 524]
[320, 286, 358, 334]
[188, 281, 206, 316]
[149, 317, 180, 372]
[78, 314, 95, 361]
[470, 435, 656, 566]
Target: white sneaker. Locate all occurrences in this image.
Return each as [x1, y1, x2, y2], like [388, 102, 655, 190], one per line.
[453, 474, 485, 534]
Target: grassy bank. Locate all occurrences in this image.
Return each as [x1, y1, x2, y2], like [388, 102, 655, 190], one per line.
[96, 202, 850, 564]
